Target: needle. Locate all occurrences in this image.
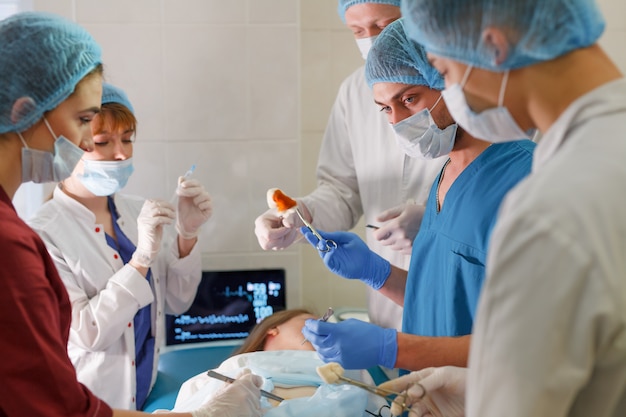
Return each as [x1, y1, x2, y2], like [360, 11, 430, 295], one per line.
[301, 307, 334, 345]
[170, 164, 196, 204]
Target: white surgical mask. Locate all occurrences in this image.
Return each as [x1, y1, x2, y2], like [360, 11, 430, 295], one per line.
[18, 117, 84, 183]
[355, 35, 378, 60]
[392, 95, 457, 159]
[78, 158, 135, 196]
[442, 66, 531, 143]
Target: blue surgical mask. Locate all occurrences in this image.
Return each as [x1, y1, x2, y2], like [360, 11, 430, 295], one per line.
[18, 117, 84, 183]
[78, 157, 135, 196]
[391, 95, 457, 159]
[442, 66, 532, 143]
[355, 35, 378, 60]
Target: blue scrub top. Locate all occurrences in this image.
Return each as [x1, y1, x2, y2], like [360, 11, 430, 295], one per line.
[105, 196, 155, 409]
[403, 140, 535, 338]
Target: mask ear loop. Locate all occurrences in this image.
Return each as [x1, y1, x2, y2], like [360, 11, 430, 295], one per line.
[428, 94, 444, 113]
[498, 70, 510, 107]
[16, 131, 29, 149]
[42, 116, 58, 141]
[459, 65, 473, 88]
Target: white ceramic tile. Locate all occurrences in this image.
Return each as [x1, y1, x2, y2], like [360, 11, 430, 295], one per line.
[32, 0, 73, 18]
[163, 0, 246, 24]
[301, 0, 334, 30]
[162, 25, 248, 141]
[248, 26, 299, 139]
[76, 0, 160, 23]
[301, 30, 334, 132]
[330, 30, 362, 85]
[123, 141, 170, 201]
[202, 252, 302, 308]
[248, 0, 297, 24]
[597, 0, 626, 31]
[299, 132, 323, 193]
[82, 24, 167, 142]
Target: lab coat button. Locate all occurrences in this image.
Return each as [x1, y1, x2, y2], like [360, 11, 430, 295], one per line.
[113, 254, 119, 259]
[132, 360, 135, 366]
[128, 322, 132, 327]
[95, 227, 100, 233]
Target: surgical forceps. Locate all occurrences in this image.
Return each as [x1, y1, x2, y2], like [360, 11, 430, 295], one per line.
[294, 207, 337, 253]
[300, 307, 334, 345]
[206, 370, 285, 403]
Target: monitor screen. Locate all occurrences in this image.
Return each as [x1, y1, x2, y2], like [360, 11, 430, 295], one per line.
[165, 269, 286, 346]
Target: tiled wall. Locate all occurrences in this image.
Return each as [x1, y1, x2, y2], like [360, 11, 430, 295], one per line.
[24, 0, 626, 317]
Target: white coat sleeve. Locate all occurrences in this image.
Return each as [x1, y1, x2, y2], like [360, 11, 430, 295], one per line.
[467, 212, 620, 417]
[299, 76, 363, 232]
[160, 234, 202, 315]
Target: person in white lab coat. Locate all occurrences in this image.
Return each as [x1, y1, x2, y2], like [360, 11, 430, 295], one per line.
[29, 83, 212, 410]
[379, 1, 626, 416]
[1, 11, 262, 417]
[254, 0, 445, 333]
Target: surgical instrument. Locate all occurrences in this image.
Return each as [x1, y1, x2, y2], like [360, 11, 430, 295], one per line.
[300, 307, 334, 345]
[206, 370, 285, 403]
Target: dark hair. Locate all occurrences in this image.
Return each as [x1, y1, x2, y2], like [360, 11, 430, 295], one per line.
[232, 308, 315, 355]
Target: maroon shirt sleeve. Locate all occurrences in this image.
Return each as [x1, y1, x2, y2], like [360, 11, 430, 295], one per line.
[0, 193, 113, 417]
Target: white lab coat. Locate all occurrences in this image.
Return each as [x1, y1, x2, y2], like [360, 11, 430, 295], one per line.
[29, 186, 202, 410]
[468, 79, 626, 417]
[300, 66, 445, 331]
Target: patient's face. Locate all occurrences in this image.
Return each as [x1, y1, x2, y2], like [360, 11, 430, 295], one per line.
[263, 313, 317, 351]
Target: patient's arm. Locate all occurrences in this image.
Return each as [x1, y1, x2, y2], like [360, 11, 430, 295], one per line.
[269, 386, 318, 406]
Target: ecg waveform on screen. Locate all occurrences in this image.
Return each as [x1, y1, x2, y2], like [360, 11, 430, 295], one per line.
[174, 313, 250, 326]
[174, 329, 250, 342]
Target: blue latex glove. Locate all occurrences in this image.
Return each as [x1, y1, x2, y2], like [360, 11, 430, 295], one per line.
[302, 318, 397, 369]
[299, 227, 391, 290]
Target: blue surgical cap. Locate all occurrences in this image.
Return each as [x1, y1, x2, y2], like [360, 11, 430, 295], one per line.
[102, 83, 135, 113]
[338, 0, 401, 23]
[401, 0, 605, 71]
[365, 18, 444, 90]
[0, 12, 102, 133]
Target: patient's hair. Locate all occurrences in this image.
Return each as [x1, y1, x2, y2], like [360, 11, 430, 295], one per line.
[233, 308, 315, 355]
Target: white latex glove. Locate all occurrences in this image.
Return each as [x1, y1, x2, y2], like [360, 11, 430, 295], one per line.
[373, 200, 425, 255]
[131, 199, 175, 268]
[176, 177, 213, 239]
[254, 197, 311, 251]
[191, 369, 264, 417]
[379, 366, 467, 417]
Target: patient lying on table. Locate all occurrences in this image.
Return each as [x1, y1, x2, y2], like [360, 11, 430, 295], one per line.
[172, 309, 388, 416]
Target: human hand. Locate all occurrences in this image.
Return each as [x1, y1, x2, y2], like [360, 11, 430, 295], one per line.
[254, 202, 308, 250]
[191, 369, 264, 417]
[373, 200, 425, 255]
[176, 177, 212, 239]
[302, 319, 397, 369]
[131, 199, 175, 267]
[300, 228, 391, 289]
[378, 366, 467, 417]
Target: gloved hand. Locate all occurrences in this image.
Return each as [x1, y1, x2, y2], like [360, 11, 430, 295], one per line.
[373, 200, 425, 255]
[300, 228, 391, 289]
[302, 318, 397, 369]
[254, 202, 309, 250]
[176, 177, 212, 239]
[191, 368, 264, 417]
[378, 366, 467, 417]
[131, 199, 175, 268]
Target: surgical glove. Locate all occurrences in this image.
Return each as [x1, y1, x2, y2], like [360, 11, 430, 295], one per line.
[176, 177, 212, 239]
[300, 228, 391, 289]
[373, 200, 425, 255]
[302, 318, 397, 369]
[254, 202, 310, 250]
[191, 369, 264, 417]
[131, 199, 175, 268]
[379, 366, 467, 417]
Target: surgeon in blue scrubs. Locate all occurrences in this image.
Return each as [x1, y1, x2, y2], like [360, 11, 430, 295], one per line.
[301, 18, 536, 372]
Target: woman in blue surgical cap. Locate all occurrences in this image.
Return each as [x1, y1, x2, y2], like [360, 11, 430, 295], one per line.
[29, 83, 213, 410]
[0, 12, 262, 417]
[379, 1, 626, 416]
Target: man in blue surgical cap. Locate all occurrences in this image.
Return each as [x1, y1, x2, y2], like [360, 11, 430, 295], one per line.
[379, 1, 626, 416]
[254, 1, 444, 341]
[301, 17, 534, 376]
